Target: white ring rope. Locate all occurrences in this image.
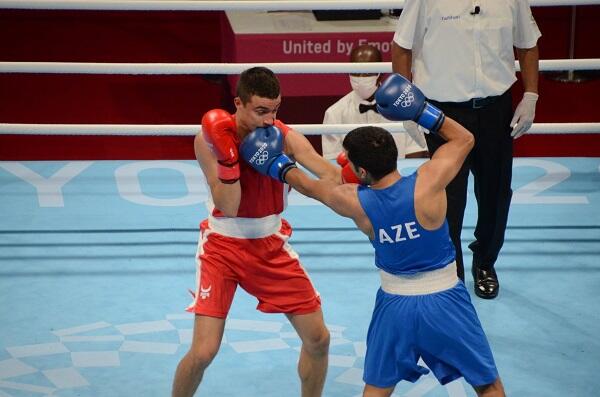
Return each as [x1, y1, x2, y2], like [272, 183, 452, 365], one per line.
[1, 1, 597, 138]
[1, 123, 598, 136]
[1, 59, 599, 75]
[0, 0, 598, 11]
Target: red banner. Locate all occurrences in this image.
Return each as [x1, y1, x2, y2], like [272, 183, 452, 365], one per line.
[223, 32, 394, 97]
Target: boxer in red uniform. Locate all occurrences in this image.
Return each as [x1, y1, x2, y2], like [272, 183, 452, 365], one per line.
[171, 67, 340, 397]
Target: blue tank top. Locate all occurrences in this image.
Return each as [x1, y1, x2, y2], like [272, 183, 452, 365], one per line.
[357, 172, 455, 275]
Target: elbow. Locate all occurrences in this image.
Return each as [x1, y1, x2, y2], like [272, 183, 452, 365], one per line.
[215, 200, 239, 217]
[464, 134, 475, 153]
[467, 134, 475, 150]
[211, 182, 241, 217]
[465, 133, 475, 151]
[220, 208, 238, 218]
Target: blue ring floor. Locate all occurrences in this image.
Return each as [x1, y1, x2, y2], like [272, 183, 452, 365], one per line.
[1, 158, 599, 397]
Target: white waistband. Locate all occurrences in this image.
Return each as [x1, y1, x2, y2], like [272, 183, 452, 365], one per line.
[380, 262, 459, 296]
[208, 214, 282, 239]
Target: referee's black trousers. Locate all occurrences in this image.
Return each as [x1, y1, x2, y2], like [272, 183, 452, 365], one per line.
[426, 90, 514, 280]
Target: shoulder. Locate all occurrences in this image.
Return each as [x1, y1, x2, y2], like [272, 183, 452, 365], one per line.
[332, 183, 365, 217]
[510, 0, 537, 22]
[327, 92, 355, 111]
[511, 0, 532, 8]
[324, 92, 357, 123]
[398, 0, 427, 18]
[486, 0, 521, 17]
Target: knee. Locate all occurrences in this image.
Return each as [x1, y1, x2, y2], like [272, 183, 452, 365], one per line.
[303, 327, 330, 356]
[474, 377, 505, 397]
[186, 342, 220, 369]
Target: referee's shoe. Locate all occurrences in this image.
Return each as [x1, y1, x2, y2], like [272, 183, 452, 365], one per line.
[472, 265, 499, 299]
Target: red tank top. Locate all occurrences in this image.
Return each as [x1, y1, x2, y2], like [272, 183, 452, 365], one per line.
[211, 118, 291, 218]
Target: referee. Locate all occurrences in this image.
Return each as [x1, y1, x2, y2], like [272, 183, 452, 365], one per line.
[391, 0, 541, 299]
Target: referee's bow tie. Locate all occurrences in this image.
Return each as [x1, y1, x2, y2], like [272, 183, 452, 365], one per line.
[359, 103, 379, 114]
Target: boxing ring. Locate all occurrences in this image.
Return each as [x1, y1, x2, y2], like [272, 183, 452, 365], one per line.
[1, 1, 600, 396]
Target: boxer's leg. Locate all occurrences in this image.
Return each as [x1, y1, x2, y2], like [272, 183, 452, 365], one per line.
[287, 309, 330, 397]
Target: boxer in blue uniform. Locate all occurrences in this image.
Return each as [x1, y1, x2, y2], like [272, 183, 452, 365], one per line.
[241, 74, 505, 397]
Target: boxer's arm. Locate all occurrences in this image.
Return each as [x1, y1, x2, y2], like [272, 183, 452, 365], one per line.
[194, 132, 241, 217]
[419, 117, 474, 193]
[414, 117, 474, 229]
[284, 168, 373, 237]
[284, 129, 341, 183]
[201, 109, 240, 184]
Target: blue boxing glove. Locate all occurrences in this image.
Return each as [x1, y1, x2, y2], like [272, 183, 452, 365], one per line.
[375, 74, 445, 133]
[240, 125, 297, 183]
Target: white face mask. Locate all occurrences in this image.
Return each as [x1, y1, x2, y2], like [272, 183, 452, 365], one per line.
[349, 74, 379, 100]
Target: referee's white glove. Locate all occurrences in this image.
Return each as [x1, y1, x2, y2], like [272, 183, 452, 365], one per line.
[510, 92, 538, 139]
[402, 120, 428, 149]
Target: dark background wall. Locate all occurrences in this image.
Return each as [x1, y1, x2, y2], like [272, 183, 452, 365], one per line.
[0, 7, 599, 159]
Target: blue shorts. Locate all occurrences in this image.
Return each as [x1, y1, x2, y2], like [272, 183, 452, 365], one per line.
[363, 281, 498, 388]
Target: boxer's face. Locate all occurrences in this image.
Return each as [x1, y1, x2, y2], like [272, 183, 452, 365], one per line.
[235, 94, 281, 133]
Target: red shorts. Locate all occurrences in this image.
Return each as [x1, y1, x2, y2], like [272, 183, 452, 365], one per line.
[186, 217, 321, 318]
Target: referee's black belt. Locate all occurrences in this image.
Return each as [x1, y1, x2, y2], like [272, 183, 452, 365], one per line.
[430, 94, 502, 109]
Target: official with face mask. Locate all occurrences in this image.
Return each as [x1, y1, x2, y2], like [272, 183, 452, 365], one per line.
[322, 45, 428, 160]
[349, 74, 380, 100]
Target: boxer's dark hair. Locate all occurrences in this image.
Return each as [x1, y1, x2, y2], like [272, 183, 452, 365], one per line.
[237, 67, 281, 104]
[343, 126, 398, 180]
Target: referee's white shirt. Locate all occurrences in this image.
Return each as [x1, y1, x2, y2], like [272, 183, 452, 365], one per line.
[393, 0, 541, 102]
[322, 90, 426, 160]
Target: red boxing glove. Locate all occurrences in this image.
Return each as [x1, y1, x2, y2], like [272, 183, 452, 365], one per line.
[201, 109, 240, 184]
[336, 152, 361, 184]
